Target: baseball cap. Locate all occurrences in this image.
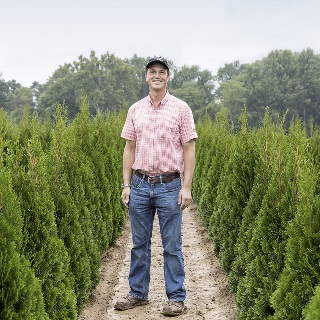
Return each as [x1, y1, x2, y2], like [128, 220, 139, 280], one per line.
[145, 56, 169, 70]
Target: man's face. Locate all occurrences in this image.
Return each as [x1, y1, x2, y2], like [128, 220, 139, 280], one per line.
[146, 63, 169, 92]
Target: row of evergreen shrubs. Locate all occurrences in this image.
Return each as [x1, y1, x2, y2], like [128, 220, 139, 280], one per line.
[193, 109, 320, 319]
[0, 99, 126, 319]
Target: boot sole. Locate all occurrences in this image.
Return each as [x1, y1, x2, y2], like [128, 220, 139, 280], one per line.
[114, 300, 149, 311]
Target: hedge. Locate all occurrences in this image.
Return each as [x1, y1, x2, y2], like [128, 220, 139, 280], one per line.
[193, 109, 320, 319]
[3, 101, 320, 319]
[0, 100, 126, 319]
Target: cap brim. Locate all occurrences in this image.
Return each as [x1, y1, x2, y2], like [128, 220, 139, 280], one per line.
[146, 59, 169, 70]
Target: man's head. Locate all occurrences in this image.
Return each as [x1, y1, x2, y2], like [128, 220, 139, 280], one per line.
[145, 56, 170, 92]
[145, 56, 169, 75]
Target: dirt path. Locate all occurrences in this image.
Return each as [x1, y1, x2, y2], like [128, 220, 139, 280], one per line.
[79, 205, 237, 319]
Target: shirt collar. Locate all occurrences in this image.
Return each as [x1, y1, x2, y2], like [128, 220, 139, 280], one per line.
[147, 91, 170, 107]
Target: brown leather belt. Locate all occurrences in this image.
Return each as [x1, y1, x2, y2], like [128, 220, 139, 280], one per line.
[135, 170, 180, 184]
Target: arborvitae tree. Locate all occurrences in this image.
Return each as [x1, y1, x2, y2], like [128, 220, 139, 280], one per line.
[302, 283, 320, 320]
[270, 124, 320, 319]
[0, 118, 49, 320]
[72, 99, 107, 253]
[0, 170, 49, 320]
[89, 112, 113, 248]
[196, 108, 232, 227]
[211, 110, 256, 272]
[236, 119, 303, 319]
[94, 110, 126, 242]
[309, 122, 320, 194]
[63, 102, 101, 288]
[8, 120, 77, 320]
[109, 109, 128, 238]
[229, 110, 276, 292]
[48, 105, 92, 312]
[192, 113, 214, 203]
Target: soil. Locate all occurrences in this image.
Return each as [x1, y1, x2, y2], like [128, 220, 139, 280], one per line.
[79, 204, 237, 320]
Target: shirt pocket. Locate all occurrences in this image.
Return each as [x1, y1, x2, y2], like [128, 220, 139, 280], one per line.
[159, 122, 180, 142]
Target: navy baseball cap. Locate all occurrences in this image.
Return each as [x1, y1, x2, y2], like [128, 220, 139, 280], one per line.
[145, 56, 169, 70]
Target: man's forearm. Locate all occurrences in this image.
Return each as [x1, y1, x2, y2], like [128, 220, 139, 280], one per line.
[183, 139, 196, 189]
[123, 140, 136, 184]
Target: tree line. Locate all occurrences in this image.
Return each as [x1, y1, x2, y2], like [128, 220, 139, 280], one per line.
[193, 109, 320, 319]
[1, 48, 320, 129]
[2, 100, 320, 319]
[0, 100, 126, 319]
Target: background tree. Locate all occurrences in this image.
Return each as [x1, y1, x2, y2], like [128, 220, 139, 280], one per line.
[126, 54, 149, 99]
[38, 51, 140, 119]
[0, 73, 9, 109]
[3, 48, 320, 128]
[6, 87, 35, 122]
[217, 49, 320, 129]
[219, 78, 247, 129]
[169, 65, 215, 121]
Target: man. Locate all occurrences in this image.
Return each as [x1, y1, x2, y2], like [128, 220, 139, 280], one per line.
[114, 56, 198, 316]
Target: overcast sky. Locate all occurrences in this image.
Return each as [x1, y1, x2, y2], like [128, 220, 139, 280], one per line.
[1, 0, 320, 87]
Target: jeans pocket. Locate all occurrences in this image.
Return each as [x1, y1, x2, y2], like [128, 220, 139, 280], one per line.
[132, 174, 143, 188]
[164, 177, 182, 191]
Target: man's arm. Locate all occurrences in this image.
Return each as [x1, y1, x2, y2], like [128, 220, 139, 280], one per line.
[122, 139, 136, 208]
[179, 139, 196, 210]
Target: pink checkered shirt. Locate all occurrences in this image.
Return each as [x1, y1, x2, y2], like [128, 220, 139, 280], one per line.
[121, 92, 198, 175]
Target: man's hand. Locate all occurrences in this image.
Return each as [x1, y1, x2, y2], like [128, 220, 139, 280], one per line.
[178, 186, 193, 211]
[121, 187, 131, 209]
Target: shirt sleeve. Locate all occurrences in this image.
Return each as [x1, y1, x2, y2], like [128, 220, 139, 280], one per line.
[121, 107, 136, 141]
[180, 105, 198, 143]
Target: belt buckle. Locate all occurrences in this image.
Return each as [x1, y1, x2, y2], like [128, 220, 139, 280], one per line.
[147, 175, 156, 184]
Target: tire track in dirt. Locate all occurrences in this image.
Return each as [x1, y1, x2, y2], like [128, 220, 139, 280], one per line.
[79, 205, 237, 319]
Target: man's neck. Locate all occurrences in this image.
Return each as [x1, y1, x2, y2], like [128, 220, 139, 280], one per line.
[149, 89, 167, 105]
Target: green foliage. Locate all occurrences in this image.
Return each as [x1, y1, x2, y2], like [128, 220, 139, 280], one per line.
[11, 124, 77, 319]
[194, 110, 320, 320]
[303, 284, 320, 320]
[6, 87, 36, 122]
[170, 65, 215, 121]
[229, 111, 277, 292]
[218, 48, 320, 129]
[125, 54, 149, 99]
[5, 48, 320, 129]
[194, 108, 232, 228]
[48, 104, 92, 311]
[236, 118, 303, 319]
[0, 160, 49, 319]
[270, 123, 320, 319]
[211, 109, 256, 272]
[0, 73, 9, 109]
[219, 79, 247, 129]
[0, 99, 126, 318]
[38, 51, 141, 119]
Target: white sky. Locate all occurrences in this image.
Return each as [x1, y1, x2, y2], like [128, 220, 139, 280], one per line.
[1, 0, 320, 87]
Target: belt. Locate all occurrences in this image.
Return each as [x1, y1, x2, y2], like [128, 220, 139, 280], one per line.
[135, 170, 180, 184]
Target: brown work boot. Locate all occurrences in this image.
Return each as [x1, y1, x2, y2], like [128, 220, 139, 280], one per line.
[162, 301, 186, 316]
[114, 294, 149, 311]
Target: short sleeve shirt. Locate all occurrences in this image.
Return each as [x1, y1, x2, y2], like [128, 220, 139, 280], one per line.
[121, 92, 198, 175]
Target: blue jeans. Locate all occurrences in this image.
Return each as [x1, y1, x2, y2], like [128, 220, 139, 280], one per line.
[128, 174, 186, 302]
